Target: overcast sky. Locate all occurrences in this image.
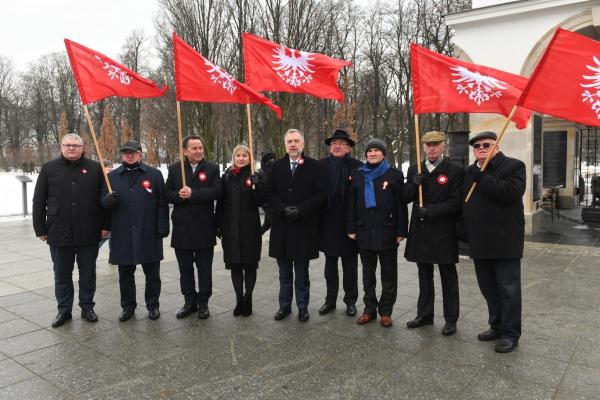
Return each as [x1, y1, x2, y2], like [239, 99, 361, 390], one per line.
[1, 0, 160, 71]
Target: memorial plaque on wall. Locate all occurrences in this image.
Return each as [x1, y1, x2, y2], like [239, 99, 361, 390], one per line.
[532, 115, 542, 201]
[543, 130, 567, 187]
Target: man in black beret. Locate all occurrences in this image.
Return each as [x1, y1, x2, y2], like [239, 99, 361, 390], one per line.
[462, 131, 525, 353]
[318, 129, 363, 317]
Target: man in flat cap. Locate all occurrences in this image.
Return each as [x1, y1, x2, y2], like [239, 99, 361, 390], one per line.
[347, 138, 408, 327]
[318, 129, 363, 317]
[462, 131, 525, 353]
[403, 131, 463, 336]
[101, 140, 169, 322]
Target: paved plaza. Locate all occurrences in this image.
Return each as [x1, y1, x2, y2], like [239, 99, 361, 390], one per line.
[0, 215, 599, 399]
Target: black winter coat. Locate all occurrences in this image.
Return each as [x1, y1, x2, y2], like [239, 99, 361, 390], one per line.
[216, 166, 264, 267]
[267, 154, 327, 261]
[101, 163, 169, 265]
[165, 159, 222, 250]
[403, 159, 464, 264]
[462, 152, 526, 259]
[318, 155, 363, 257]
[33, 156, 106, 246]
[347, 167, 409, 251]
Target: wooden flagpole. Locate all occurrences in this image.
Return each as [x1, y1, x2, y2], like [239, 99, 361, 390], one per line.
[176, 101, 187, 188]
[82, 104, 112, 193]
[464, 105, 519, 203]
[246, 104, 256, 175]
[414, 114, 423, 207]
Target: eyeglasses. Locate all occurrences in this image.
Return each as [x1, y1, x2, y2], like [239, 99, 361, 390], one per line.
[473, 143, 493, 149]
[62, 144, 83, 149]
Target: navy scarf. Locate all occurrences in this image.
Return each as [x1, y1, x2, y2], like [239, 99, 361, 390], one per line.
[360, 159, 389, 208]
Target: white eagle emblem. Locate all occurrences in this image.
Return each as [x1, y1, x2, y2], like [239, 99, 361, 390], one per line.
[450, 65, 508, 106]
[95, 55, 131, 85]
[204, 58, 237, 95]
[580, 56, 600, 119]
[272, 45, 315, 88]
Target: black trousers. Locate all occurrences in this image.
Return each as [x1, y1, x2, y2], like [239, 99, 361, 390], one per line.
[276, 259, 310, 310]
[174, 248, 213, 306]
[118, 262, 161, 311]
[324, 255, 358, 306]
[49, 245, 98, 313]
[359, 248, 397, 317]
[474, 258, 522, 341]
[416, 263, 459, 323]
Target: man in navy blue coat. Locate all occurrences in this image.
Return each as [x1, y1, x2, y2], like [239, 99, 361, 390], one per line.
[101, 141, 169, 322]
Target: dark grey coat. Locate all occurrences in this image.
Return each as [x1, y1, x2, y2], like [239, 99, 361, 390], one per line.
[101, 163, 169, 265]
[403, 159, 464, 264]
[33, 156, 106, 246]
[267, 154, 327, 261]
[165, 159, 222, 250]
[461, 152, 526, 259]
[347, 167, 409, 251]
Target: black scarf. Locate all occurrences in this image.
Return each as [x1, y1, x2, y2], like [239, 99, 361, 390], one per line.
[326, 154, 349, 208]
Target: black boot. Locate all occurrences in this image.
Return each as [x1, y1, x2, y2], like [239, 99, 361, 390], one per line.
[243, 294, 253, 317]
[233, 294, 243, 317]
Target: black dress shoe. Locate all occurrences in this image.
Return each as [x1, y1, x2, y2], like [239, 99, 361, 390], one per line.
[274, 308, 291, 321]
[176, 304, 198, 319]
[148, 309, 160, 320]
[346, 304, 357, 317]
[494, 338, 518, 353]
[119, 309, 135, 322]
[441, 322, 457, 336]
[406, 316, 434, 329]
[51, 312, 72, 328]
[243, 294, 253, 317]
[81, 309, 98, 323]
[318, 302, 335, 315]
[477, 328, 500, 342]
[298, 308, 309, 322]
[198, 307, 210, 319]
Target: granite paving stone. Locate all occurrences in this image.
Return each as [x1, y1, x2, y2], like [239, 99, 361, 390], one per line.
[0, 216, 599, 398]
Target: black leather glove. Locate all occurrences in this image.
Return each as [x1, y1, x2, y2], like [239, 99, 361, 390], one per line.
[158, 231, 169, 238]
[473, 169, 487, 183]
[249, 174, 259, 184]
[413, 173, 426, 186]
[416, 207, 428, 221]
[283, 206, 301, 221]
[104, 192, 120, 210]
[216, 228, 222, 239]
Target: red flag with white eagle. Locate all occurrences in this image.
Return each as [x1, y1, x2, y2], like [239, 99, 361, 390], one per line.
[64, 39, 168, 105]
[173, 32, 282, 118]
[517, 28, 600, 127]
[411, 43, 532, 129]
[242, 32, 352, 102]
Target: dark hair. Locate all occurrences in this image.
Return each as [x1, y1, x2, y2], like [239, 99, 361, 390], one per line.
[183, 135, 203, 149]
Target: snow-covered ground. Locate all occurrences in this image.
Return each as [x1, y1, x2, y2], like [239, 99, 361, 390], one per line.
[0, 172, 38, 217]
[0, 160, 409, 217]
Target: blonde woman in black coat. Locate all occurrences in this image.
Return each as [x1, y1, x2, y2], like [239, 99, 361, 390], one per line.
[216, 145, 264, 316]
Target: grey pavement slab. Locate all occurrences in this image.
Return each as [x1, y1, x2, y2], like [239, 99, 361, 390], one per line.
[0, 218, 599, 398]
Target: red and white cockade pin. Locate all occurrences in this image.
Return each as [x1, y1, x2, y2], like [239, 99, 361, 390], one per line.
[81, 168, 88, 174]
[348, 175, 352, 181]
[245, 178, 252, 187]
[382, 181, 389, 190]
[142, 179, 152, 193]
[198, 171, 207, 182]
[297, 158, 305, 165]
[437, 174, 448, 185]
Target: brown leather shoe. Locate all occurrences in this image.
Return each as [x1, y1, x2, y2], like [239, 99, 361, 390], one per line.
[380, 316, 393, 328]
[356, 313, 375, 325]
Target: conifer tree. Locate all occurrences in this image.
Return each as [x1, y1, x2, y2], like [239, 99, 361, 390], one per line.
[121, 118, 134, 144]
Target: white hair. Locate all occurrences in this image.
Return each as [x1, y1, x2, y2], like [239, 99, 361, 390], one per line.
[284, 129, 304, 140]
[62, 133, 83, 145]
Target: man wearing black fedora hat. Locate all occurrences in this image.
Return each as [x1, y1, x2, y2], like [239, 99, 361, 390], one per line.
[462, 131, 525, 353]
[318, 129, 363, 317]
